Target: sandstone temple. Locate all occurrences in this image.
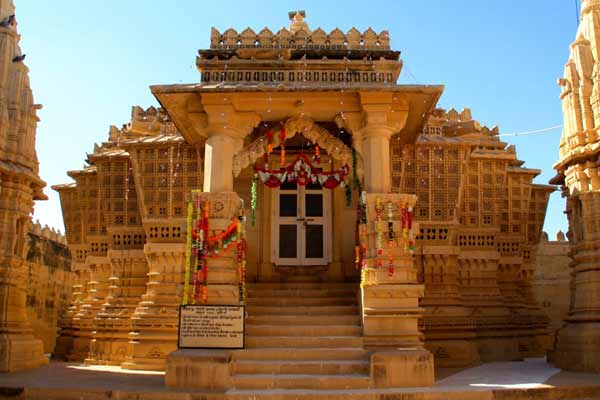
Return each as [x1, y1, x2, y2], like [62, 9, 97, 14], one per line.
[0, 1, 599, 398]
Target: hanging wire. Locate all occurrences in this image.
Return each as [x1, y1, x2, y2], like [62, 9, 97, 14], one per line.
[401, 60, 418, 83]
[498, 124, 563, 137]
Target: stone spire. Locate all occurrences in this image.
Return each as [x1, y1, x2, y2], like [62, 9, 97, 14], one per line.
[0, 0, 48, 372]
[550, 0, 600, 374]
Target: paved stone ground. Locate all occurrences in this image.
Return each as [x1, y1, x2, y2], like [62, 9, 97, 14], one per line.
[0, 358, 599, 399]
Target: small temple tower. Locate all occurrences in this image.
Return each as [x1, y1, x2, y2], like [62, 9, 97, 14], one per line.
[0, 0, 48, 371]
[550, 0, 600, 373]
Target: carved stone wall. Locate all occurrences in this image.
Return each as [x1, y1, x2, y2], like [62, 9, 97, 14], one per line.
[24, 222, 73, 354]
[392, 107, 553, 366]
[532, 234, 571, 333]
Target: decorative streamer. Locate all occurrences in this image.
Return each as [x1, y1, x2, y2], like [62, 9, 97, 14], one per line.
[387, 200, 394, 277]
[182, 201, 194, 305]
[359, 191, 368, 287]
[251, 175, 258, 226]
[375, 197, 384, 268]
[280, 129, 287, 167]
[352, 148, 359, 190]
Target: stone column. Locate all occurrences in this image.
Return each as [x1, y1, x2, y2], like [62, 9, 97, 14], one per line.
[361, 128, 392, 194]
[92, 249, 148, 366]
[0, 180, 47, 371]
[551, 188, 600, 372]
[203, 134, 242, 193]
[360, 193, 433, 387]
[124, 245, 184, 371]
[166, 124, 245, 387]
[82, 256, 112, 364]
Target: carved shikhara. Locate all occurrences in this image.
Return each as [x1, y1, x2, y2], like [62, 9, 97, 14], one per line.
[550, 0, 600, 373]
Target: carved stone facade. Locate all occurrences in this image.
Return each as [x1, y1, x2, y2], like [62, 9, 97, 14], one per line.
[45, 12, 562, 389]
[549, 0, 600, 373]
[0, 0, 49, 372]
[395, 108, 554, 366]
[25, 222, 73, 354]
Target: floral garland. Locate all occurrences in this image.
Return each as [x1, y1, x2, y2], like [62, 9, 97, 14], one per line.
[255, 154, 349, 189]
[375, 197, 384, 268]
[356, 194, 416, 287]
[387, 200, 394, 277]
[236, 205, 247, 304]
[183, 196, 247, 305]
[251, 176, 258, 226]
[359, 191, 368, 287]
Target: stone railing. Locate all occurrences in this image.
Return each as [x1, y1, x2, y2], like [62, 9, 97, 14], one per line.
[209, 26, 391, 50]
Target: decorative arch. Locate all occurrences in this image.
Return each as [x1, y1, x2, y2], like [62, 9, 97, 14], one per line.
[232, 116, 364, 179]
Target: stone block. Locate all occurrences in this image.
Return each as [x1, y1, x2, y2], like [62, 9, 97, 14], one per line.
[165, 349, 232, 390]
[370, 349, 434, 388]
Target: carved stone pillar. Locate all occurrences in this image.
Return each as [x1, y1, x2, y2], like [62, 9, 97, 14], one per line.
[203, 135, 242, 193]
[90, 249, 148, 366]
[0, 180, 47, 371]
[551, 187, 600, 372]
[360, 193, 433, 388]
[82, 255, 112, 364]
[165, 192, 243, 387]
[124, 244, 184, 371]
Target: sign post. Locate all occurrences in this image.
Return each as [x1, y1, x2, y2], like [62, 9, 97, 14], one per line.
[178, 305, 245, 349]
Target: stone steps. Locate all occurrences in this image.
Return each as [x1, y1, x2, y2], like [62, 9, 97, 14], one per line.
[246, 288, 357, 298]
[232, 360, 369, 375]
[247, 283, 357, 290]
[246, 336, 364, 348]
[246, 297, 357, 306]
[246, 324, 361, 337]
[233, 282, 369, 390]
[232, 348, 369, 361]
[247, 305, 359, 315]
[232, 373, 371, 390]
[246, 314, 361, 326]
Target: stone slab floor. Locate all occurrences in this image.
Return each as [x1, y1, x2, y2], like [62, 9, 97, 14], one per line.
[0, 358, 599, 399]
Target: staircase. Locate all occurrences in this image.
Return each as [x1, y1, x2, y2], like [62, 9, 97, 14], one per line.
[231, 282, 371, 390]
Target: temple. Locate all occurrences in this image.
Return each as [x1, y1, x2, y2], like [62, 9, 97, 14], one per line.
[47, 12, 554, 389]
[1, 3, 599, 397]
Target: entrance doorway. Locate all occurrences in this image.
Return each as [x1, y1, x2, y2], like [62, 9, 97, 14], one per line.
[271, 180, 331, 266]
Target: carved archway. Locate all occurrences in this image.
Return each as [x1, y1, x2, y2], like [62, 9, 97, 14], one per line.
[232, 116, 364, 179]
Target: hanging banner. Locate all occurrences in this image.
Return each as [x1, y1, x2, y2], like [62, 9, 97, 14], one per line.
[178, 305, 245, 349]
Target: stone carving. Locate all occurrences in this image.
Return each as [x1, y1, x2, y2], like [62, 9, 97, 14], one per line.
[209, 24, 390, 50]
[232, 116, 364, 178]
[0, 0, 49, 372]
[549, 0, 600, 373]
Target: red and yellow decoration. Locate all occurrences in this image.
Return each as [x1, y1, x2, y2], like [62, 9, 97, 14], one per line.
[182, 194, 247, 305]
[356, 193, 416, 288]
[255, 153, 349, 189]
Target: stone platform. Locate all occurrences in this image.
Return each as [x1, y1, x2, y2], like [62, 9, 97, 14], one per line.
[0, 358, 599, 399]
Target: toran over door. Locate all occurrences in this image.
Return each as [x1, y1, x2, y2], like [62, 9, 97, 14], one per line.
[271, 180, 331, 266]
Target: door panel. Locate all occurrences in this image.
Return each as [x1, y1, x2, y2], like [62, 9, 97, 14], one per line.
[271, 183, 330, 266]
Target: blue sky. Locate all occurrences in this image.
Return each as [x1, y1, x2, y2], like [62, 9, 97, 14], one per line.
[17, 0, 576, 237]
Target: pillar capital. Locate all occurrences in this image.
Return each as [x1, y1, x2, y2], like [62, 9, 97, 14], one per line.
[203, 104, 260, 140]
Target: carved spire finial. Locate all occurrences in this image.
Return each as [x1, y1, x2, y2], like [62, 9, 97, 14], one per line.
[288, 10, 310, 34]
